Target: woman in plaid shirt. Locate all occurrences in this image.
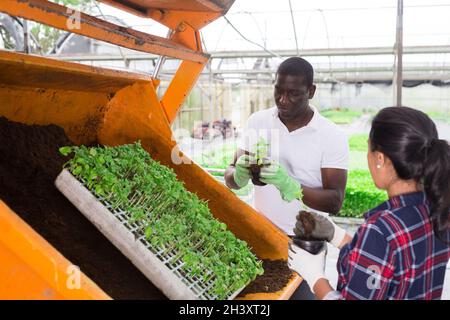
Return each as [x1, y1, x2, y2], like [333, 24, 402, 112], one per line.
[288, 107, 450, 300]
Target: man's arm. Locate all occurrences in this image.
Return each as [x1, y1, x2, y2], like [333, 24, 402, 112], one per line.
[301, 168, 347, 215]
[224, 148, 249, 190]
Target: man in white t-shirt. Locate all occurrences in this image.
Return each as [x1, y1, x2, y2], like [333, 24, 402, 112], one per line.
[224, 57, 349, 299]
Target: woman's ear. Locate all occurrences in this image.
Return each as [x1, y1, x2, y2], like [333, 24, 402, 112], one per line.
[376, 151, 385, 169]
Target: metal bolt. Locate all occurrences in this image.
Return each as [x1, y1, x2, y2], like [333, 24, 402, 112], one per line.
[177, 22, 187, 32]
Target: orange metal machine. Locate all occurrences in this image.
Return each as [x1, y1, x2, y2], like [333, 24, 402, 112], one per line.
[0, 0, 301, 299]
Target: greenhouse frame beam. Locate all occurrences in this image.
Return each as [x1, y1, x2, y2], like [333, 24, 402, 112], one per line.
[52, 45, 450, 62]
[206, 74, 450, 82]
[161, 66, 450, 75]
[204, 45, 450, 58]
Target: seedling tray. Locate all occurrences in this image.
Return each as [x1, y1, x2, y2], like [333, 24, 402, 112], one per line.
[55, 169, 244, 300]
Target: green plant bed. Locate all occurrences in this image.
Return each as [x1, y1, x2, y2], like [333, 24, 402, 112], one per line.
[426, 111, 450, 124]
[59, 142, 263, 299]
[340, 170, 387, 218]
[349, 151, 368, 171]
[349, 133, 369, 152]
[320, 108, 363, 124]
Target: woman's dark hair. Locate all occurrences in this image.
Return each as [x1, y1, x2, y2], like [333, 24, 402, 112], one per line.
[370, 106, 450, 243]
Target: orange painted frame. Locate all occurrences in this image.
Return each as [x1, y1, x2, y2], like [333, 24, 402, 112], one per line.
[0, 0, 208, 63]
[100, 0, 232, 30]
[0, 0, 214, 124]
[0, 201, 110, 300]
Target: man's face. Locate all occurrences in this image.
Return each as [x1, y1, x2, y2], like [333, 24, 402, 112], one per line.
[274, 74, 315, 120]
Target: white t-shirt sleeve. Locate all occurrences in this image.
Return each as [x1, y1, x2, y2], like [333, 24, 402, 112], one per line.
[321, 129, 349, 170]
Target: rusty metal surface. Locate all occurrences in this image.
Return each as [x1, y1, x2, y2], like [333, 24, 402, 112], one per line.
[0, 0, 209, 63]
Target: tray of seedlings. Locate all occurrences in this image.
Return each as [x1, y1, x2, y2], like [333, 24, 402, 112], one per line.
[55, 142, 263, 300]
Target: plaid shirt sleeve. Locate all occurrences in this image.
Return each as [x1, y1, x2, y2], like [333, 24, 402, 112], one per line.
[337, 217, 396, 300]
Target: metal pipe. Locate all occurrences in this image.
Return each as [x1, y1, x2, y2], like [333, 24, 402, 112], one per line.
[52, 45, 450, 62]
[393, 0, 404, 106]
[152, 29, 174, 79]
[159, 66, 450, 74]
[22, 18, 29, 53]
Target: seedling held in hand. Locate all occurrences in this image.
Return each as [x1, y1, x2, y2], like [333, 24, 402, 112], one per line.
[250, 137, 270, 186]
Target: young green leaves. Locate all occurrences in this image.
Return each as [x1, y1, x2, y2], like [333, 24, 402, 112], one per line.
[255, 137, 269, 166]
[60, 142, 263, 299]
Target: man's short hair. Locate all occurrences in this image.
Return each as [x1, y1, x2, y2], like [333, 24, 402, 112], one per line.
[276, 57, 314, 87]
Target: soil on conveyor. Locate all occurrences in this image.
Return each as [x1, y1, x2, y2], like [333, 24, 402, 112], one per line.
[238, 260, 293, 296]
[0, 116, 166, 299]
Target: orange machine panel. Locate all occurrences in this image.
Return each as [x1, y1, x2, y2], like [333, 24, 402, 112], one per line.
[0, 201, 110, 300]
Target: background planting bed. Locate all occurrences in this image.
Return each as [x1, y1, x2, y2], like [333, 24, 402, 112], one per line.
[55, 169, 245, 300]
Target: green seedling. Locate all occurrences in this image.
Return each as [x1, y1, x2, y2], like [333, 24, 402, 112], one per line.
[60, 142, 263, 299]
[250, 137, 269, 186]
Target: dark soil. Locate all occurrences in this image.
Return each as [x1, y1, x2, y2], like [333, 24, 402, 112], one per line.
[238, 260, 293, 296]
[297, 211, 316, 239]
[250, 164, 266, 186]
[294, 211, 327, 255]
[0, 116, 166, 299]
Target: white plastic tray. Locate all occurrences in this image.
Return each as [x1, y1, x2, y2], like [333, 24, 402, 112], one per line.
[55, 169, 244, 300]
